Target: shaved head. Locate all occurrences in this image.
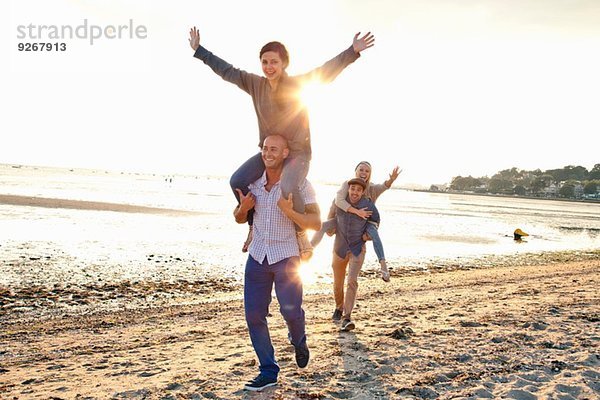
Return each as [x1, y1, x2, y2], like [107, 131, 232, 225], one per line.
[263, 134, 288, 149]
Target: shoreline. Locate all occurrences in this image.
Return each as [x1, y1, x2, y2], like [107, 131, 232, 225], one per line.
[2, 249, 599, 325]
[0, 194, 203, 215]
[411, 189, 600, 204]
[1, 259, 598, 399]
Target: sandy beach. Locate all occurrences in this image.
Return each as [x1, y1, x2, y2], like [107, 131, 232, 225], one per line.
[1, 256, 598, 399]
[0, 194, 201, 216]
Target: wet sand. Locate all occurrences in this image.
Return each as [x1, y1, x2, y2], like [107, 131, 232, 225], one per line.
[0, 194, 201, 215]
[1, 258, 598, 399]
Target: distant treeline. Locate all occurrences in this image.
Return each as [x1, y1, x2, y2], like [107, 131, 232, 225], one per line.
[433, 164, 600, 199]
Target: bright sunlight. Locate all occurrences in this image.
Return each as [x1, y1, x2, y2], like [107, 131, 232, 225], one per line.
[298, 230, 336, 286]
[299, 81, 327, 112]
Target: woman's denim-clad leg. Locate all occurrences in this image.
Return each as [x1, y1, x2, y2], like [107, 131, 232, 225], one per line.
[365, 223, 385, 262]
[230, 153, 264, 226]
[280, 155, 310, 216]
[244, 256, 279, 380]
[310, 218, 337, 247]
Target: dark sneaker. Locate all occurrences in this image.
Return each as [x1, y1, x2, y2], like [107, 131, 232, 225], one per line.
[244, 374, 277, 392]
[340, 319, 355, 332]
[294, 342, 310, 368]
[332, 309, 343, 321]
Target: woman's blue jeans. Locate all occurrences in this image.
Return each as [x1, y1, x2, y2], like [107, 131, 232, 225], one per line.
[230, 152, 309, 229]
[311, 218, 386, 262]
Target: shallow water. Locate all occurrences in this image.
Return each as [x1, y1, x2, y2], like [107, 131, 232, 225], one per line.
[1, 164, 599, 290]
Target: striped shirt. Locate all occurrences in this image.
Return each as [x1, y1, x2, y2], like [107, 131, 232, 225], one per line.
[248, 173, 317, 265]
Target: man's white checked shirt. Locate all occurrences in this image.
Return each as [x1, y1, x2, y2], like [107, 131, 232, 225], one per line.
[248, 173, 316, 265]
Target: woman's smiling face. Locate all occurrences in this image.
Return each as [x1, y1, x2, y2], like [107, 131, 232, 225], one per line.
[355, 163, 371, 181]
[261, 51, 284, 82]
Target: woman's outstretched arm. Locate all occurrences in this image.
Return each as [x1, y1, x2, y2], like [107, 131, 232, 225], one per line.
[297, 31, 376, 84]
[188, 26, 259, 94]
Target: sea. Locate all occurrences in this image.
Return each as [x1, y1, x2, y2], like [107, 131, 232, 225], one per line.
[1, 163, 599, 291]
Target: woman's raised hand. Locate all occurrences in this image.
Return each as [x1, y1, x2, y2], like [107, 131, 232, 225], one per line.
[189, 26, 200, 51]
[352, 32, 375, 53]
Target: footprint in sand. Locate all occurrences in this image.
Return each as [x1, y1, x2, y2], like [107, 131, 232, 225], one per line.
[470, 387, 494, 398]
[327, 389, 354, 399]
[582, 369, 600, 393]
[138, 369, 165, 377]
[396, 386, 439, 399]
[113, 388, 151, 398]
[504, 389, 537, 400]
[164, 382, 183, 391]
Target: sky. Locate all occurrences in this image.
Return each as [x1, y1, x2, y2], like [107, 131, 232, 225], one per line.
[2, 0, 599, 187]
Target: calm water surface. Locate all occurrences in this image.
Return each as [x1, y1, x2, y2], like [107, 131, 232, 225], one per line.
[1, 164, 598, 288]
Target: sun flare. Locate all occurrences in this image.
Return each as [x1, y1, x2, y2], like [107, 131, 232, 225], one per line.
[299, 259, 319, 286]
[299, 81, 326, 111]
[298, 242, 333, 287]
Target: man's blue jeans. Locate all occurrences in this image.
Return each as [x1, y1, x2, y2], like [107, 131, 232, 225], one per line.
[244, 255, 306, 380]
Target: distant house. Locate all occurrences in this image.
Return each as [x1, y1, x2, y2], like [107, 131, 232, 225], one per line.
[474, 184, 488, 193]
[544, 183, 558, 197]
[574, 183, 584, 198]
[429, 184, 448, 192]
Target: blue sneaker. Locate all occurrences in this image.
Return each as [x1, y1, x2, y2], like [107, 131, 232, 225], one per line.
[244, 374, 277, 392]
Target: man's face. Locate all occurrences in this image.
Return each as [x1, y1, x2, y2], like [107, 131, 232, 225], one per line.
[355, 163, 371, 181]
[348, 184, 364, 204]
[261, 136, 289, 169]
